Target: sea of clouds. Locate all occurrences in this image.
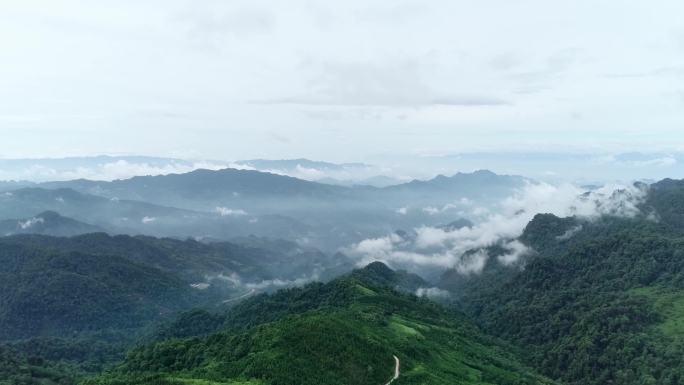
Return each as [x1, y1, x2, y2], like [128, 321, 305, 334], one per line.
[346, 181, 647, 276]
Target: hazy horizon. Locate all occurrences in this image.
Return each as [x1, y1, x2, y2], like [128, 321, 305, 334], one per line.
[1, 151, 684, 184]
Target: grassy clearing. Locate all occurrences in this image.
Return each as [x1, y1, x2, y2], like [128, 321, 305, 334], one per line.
[632, 286, 684, 338]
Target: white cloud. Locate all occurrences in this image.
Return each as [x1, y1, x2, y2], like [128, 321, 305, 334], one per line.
[243, 276, 316, 290]
[415, 287, 450, 299]
[141, 216, 157, 224]
[347, 181, 647, 275]
[594, 154, 678, 168]
[633, 156, 677, 167]
[497, 240, 531, 266]
[18, 217, 44, 230]
[215, 207, 248, 217]
[209, 271, 319, 291]
[454, 249, 489, 275]
[0, 159, 232, 182]
[555, 224, 583, 241]
[421, 200, 469, 215]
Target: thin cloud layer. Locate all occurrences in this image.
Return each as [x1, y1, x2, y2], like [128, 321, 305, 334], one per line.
[0, 158, 230, 182]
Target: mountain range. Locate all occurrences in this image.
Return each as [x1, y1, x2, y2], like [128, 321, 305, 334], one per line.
[0, 167, 528, 250]
[6, 160, 684, 384]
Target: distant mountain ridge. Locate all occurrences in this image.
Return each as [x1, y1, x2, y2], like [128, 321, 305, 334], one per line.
[0, 167, 530, 250]
[0, 211, 103, 237]
[40, 168, 349, 211]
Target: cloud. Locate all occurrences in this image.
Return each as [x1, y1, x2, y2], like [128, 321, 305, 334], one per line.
[603, 66, 684, 79]
[253, 60, 509, 107]
[235, 160, 398, 186]
[489, 52, 520, 71]
[497, 240, 531, 266]
[509, 48, 580, 85]
[455, 249, 489, 274]
[243, 276, 316, 291]
[421, 200, 469, 215]
[347, 181, 647, 275]
[176, 4, 275, 47]
[0, 158, 232, 182]
[304, 108, 384, 121]
[415, 287, 450, 299]
[593, 153, 678, 168]
[555, 224, 583, 241]
[209, 271, 320, 291]
[215, 207, 248, 217]
[633, 157, 677, 167]
[18, 217, 44, 230]
[141, 216, 157, 224]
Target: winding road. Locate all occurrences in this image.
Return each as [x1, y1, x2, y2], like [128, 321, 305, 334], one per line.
[384, 355, 400, 385]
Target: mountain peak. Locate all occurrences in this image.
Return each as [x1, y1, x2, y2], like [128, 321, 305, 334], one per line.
[36, 210, 62, 220]
[362, 261, 394, 277]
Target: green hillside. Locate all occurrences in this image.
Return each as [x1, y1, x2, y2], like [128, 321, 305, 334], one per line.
[83, 263, 554, 385]
[444, 197, 684, 385]
[0, 243, 196, 341]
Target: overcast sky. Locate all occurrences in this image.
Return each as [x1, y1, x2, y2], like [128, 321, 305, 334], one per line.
[1, 0, 683, 163]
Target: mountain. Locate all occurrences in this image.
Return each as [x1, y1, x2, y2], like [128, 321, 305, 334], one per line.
[383, 169, 528, 206]
[438, 181, 684, 385]
[0, 232, 348, 384]
[84, 263, 554, 385]
[0, 344, 74, 385]
[318, 174, 406, 188]
[233, 159, 407, 187]
[0, 232, 346, 341]
[0, 187, 319, 245]
[0, 168, 529, 252]
[41, 168, 349, 212]
[0, 187, 193, 232]
[28, 168, 529, 250]
[0, 211, 103, 237]
[0, 181, 35, 192]
[0, 232, 342, 288]
[0, 240, 195, 341]
[39, 167, 526, 211]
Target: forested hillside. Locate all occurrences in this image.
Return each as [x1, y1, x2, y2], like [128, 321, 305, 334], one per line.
[442, 180, 684, 385]
[83, 263, 554, 385]
[0, 233, 342, 384]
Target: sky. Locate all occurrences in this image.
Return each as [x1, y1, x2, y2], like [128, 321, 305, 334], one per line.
[1, 1, 684, 172]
